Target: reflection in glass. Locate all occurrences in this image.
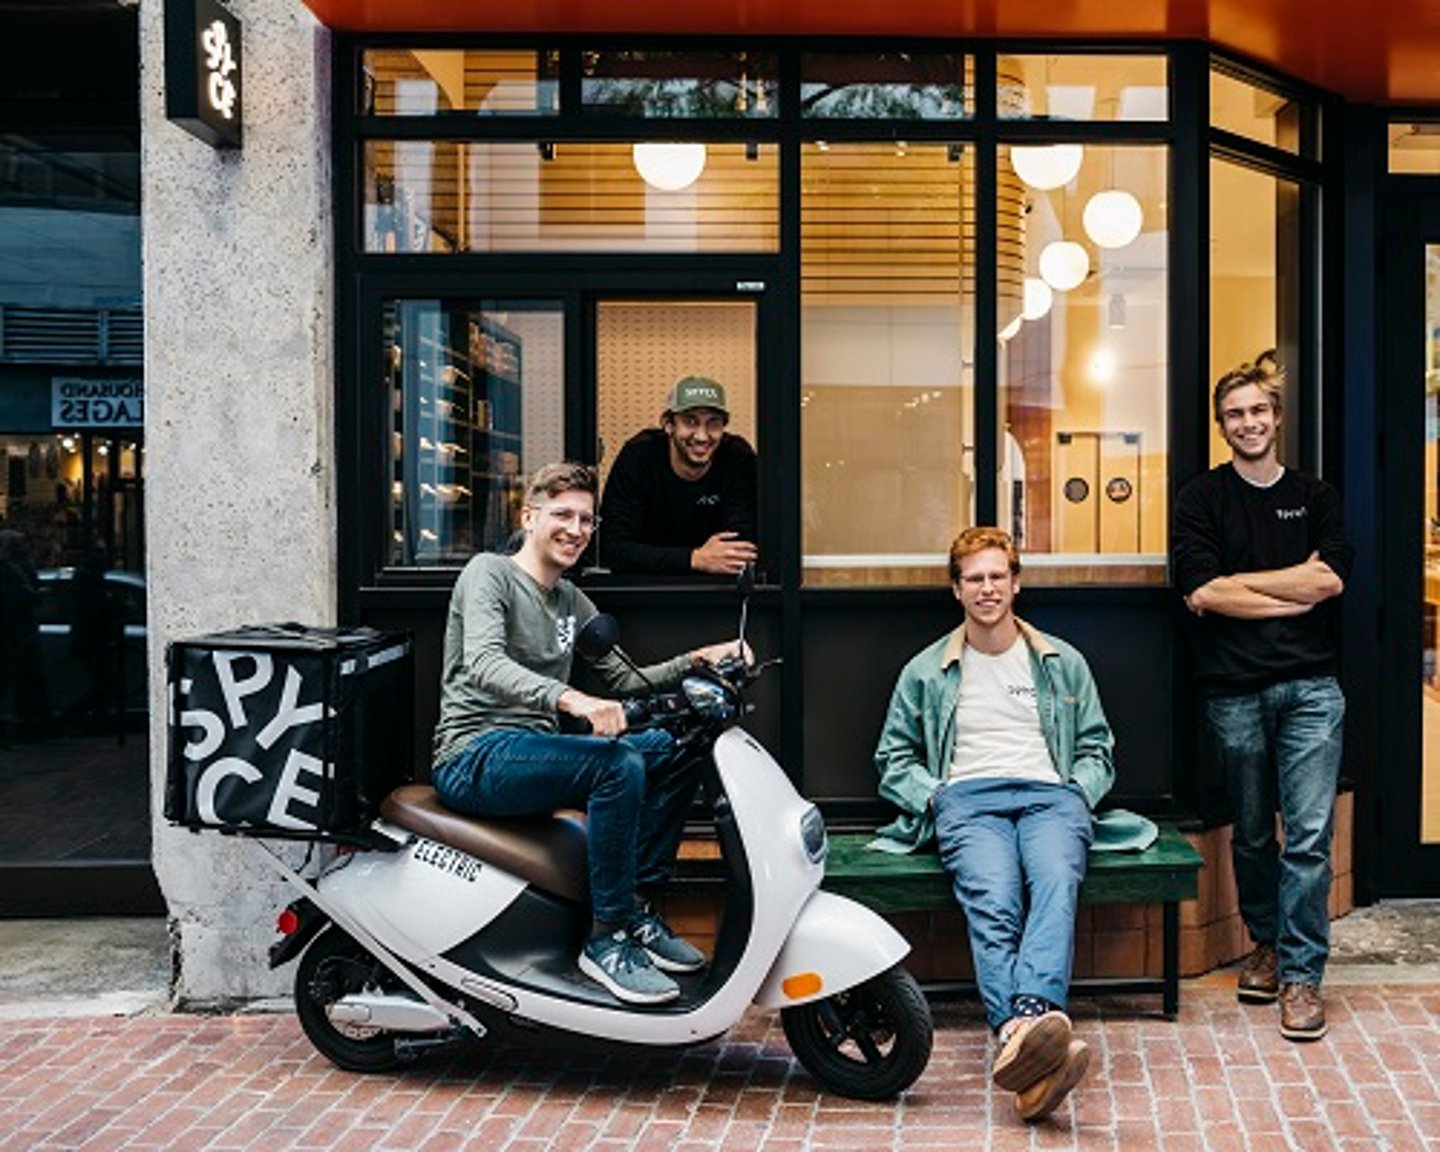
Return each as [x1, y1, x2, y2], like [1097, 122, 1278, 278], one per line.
[1209, 66, 1311, 156]
[800, 143, 976, 586]
[1389, 122, 1440, 175]
[360, 49, 558, 115]
[1208, 159, 1301, 468]
[997, 144, 1169, 584]
[363, 141, 779, 254]
[999, 54, 1167, 121]
[1422, 245, 1440, 843]
[801, 52, 972, 119]
[582, 50, 778, 118]
[385, 301, 563, 566]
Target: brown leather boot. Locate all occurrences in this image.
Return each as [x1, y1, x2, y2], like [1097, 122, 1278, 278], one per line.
[1238, 943, 1279, 1004]
[1279, 982, 1327, 1041]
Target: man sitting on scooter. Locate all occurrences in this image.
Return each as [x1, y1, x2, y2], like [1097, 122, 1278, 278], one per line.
[431, 461, 743, 1005]
[872, 527, 1114, 1122]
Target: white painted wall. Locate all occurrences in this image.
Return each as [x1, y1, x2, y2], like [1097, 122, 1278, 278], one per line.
[141, 0, 334, 1002]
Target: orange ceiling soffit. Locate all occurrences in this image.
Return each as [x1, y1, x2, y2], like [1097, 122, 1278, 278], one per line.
[298, 0, 1440, 105]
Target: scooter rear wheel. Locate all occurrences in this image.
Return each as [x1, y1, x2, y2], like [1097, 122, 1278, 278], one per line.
[294, 926, 404, 1072]
[781, 964, 933, 1100]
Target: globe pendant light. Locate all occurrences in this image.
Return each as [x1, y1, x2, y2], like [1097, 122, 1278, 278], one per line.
[1039, 240, 1090, 291]
[1083, 189, 1144, 249]
[1009, 143, 1083, 191]
[633, 142, 707, 191]
[998, 315, 1024, 342]
[1022, 277, 1053, 321]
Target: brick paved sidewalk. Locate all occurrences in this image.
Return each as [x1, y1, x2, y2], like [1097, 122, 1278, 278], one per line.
[1, 983, 1437, 1152]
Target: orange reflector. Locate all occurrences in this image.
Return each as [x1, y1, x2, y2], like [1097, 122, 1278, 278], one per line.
[781, 972, 823, 999]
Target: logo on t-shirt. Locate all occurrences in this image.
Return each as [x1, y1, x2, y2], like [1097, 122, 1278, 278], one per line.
[555, 614, 576, 653]
[1275, 507, 1307, 520]
[1007, 684, 1037, 699]
[696, 493, 720, 506]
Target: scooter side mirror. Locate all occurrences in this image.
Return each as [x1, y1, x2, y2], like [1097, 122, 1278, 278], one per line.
[576, 613, 620, 661]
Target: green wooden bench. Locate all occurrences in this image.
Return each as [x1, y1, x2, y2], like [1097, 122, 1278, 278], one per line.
[820, 825, 1203, 1018]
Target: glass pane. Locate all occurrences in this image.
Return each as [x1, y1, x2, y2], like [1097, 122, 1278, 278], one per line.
[363, 140, 779, 253]
[998, 55, 1167, 121]
[582, 50, 778, 118]
[1208, 159, 1302, 468]
[385, 301, 564, 567]
[1210, 67, 1308, 155]
[801, 142, 976, 586]
[801, 52, 973, 119]
[593, 300, 759, 576]
[997, 143, 1169, 585]
[1390, 122, 1440, 175]
[360, 49, 558, 115]
[1423, 244, 1440, 844]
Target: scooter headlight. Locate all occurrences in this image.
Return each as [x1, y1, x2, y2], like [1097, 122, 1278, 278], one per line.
[800, 805, 828, 864]
[682, 675, 735, 722]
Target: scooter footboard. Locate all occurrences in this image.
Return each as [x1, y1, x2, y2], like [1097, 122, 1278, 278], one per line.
[753, 890, 911, 1008]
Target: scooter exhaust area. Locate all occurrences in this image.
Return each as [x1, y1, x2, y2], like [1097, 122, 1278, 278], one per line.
[327, 992, 454, 1033]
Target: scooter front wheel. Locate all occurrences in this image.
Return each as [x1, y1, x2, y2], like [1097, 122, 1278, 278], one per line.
[294, 926, 404, 1072]
[781, 964, 933, 1100]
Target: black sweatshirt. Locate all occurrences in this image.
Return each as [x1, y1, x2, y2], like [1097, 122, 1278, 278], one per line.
[598, 428, 757, 575]
[1172, 464, 1353, 697]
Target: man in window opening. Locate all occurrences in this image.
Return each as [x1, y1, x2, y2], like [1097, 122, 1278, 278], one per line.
[872, 527, 1128, 1123]
[598, 375, 758, 576]
[1173, 353, 1351, 1042]
[430, 461, 744, 1005]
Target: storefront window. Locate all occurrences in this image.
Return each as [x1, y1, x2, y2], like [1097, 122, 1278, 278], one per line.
[1208, 159, 1302, 468]
[384, 300, 563, 567]
[997, 143, 1169, 584]
[998, 55, 1167, 121]
[800, 142, 976, 586]
[1210, 65, 1313, 156]
[1390, 122, 1440, 175]
[801, 52, 973, 119]
[582, 50, 779, 118]
[363, 140, 779, 253]
[360, 49, 559, 115]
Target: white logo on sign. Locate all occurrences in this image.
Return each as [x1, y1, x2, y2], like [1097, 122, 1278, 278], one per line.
[202, 20, 238, 121]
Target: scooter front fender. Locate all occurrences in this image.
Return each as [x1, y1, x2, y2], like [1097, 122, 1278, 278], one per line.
[752, 890, 911, 1008]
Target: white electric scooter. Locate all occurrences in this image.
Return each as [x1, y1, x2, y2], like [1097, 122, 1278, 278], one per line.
[263, 582, 933, 1100]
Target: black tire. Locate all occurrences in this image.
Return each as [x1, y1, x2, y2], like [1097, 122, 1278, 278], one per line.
[781, 964, 933, 1100]
[294, 926, 405, 1072]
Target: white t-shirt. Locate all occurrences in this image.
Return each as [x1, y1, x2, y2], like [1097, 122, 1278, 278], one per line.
[948, 638, 1060, 785]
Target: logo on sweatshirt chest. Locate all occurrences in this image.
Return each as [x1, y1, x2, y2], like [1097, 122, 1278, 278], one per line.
[555, 614, 576, 653]
[1275, 507, 1307, 521]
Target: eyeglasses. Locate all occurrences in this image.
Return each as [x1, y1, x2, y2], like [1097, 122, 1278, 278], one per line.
[532, 505, 600, 532]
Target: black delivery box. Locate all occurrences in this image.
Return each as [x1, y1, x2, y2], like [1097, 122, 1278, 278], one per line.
[165, 623, 413, 840]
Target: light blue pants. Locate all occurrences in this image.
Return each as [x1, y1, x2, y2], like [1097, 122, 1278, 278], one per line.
[1205, 676, 1344, 987]
[933, 777, 1092, 1031]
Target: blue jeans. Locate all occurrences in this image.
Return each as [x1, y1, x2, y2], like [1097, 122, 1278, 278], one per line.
[933, 777, 1093, 1032]
[1205, 677, 1344, 987]
[432, 727, 701, 928]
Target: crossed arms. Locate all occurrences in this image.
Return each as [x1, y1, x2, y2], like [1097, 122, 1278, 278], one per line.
[1184, 552, 1345, 619]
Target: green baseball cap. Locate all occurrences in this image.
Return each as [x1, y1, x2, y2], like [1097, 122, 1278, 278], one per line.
[664, 375, 728, 416]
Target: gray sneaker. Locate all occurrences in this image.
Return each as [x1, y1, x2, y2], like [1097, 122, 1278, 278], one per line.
[629, 905, 707, 973]
[579, 930, 680, 1004]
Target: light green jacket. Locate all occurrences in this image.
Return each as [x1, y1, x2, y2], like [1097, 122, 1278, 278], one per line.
[871, 618, 1146, 853]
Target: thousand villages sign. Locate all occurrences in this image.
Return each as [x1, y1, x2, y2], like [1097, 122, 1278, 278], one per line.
[51, 377, 143, 427]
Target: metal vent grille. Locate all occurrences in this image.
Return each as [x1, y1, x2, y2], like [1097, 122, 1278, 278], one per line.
[0, 305, 143, 366]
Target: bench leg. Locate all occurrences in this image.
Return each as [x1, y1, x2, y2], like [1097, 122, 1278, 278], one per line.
[1163, 901, 1179, 1019]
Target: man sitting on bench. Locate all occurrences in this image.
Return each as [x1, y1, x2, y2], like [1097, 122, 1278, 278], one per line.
[872, 527, 1114, 1122]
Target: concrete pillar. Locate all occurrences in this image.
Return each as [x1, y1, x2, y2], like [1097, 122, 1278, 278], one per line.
[141, 0, 334, 1002]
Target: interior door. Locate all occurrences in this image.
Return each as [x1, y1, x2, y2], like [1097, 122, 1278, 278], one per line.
[1378, 194, 1440, 895]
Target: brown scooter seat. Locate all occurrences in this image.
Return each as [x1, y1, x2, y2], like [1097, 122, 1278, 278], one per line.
[380, 784, 589, 904]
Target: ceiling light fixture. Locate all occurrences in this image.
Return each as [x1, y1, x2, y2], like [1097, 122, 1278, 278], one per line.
[1009, 143, 1083, 191]
[633, 142, 707, 191]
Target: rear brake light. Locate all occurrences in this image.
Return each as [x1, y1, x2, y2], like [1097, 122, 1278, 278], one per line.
[277, 908, 300, 935]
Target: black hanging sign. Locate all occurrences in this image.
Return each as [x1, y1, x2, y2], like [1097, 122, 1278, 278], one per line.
[164, 0, 243, 149]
